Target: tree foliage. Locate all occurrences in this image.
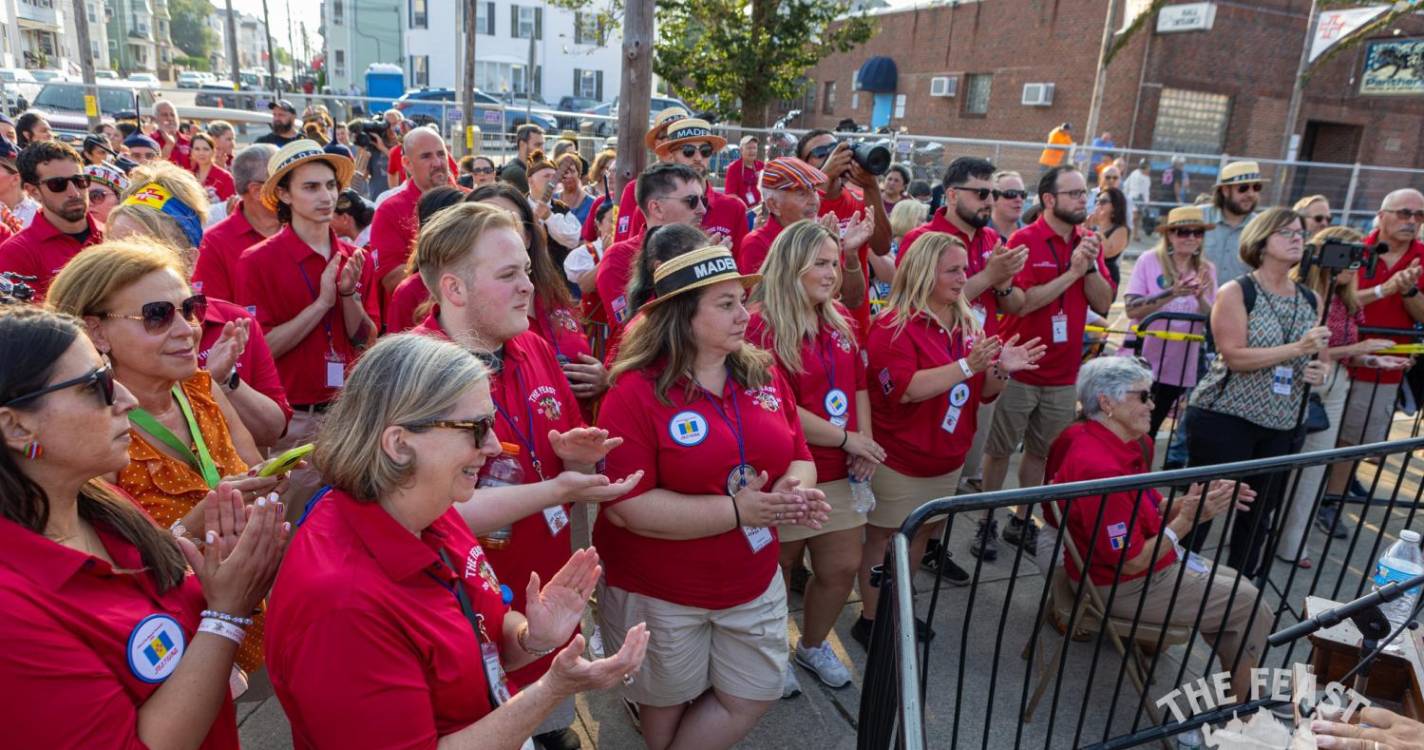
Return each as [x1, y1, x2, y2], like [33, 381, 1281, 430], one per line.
[169, 0, 217, 59]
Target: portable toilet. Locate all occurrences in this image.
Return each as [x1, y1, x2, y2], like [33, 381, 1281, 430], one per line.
[364, 63, 405, 114]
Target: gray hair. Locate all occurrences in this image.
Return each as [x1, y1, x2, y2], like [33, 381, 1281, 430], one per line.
[314, 333, 490, 502]
[1077, 356, 1152, 419]
[207, 120, 234, 139]
[152, 100, 176, 116]
[232, 144, 277, 197]
[1381, 188, 1424, 212]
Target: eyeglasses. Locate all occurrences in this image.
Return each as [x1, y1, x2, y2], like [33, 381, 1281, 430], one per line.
[1275, 228, 1308, 240]
[1388, 208, 1424, 222]
[471, 166, 495, 175]
[3, 363, 115, 408]
[1124, 389, 1154, 404]
[403, 415, 496, 446]
[98, 294, 207, 333]
[680, 144, 715, 159]
[808, 143, 836, 162]
[1234, 183, 1264, 194]
[1171, 228, 1206, 238]
[1306, 213, 1331, 224]
[954, 186, 992, 200]
[88, 188, 115, 203]
[1052, 189, 1089, 200]
[992, 189, 1027, 200]
[36, 174, 91, 193]
[660, 193, 709, 211]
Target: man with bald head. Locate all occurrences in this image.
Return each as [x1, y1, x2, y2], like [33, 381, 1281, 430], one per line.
[150, 99, 192, 169]
[369, 126, 462, 317]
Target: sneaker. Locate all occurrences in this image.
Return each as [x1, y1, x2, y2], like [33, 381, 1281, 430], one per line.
[795, 640, 853, 688]
[1316, 505, 1350, 539]
[534, 727, 582, 750]
[789, 563, 811, 595]
[588, 625, 605, 659]
[850, 615, 936, 652]
[781, 661, 803, 698]
[920, 538, 943, 573]
[923, 545, 972, 586]
[957, 476, 984, 495]
[971, 518, 999, 561]
[1002, 515, 1039, 549]
[1349, 477, 1372, 499]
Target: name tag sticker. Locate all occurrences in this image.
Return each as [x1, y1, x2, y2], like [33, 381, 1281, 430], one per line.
[743, 525, 773, 553]
[543, 505, 569, 536]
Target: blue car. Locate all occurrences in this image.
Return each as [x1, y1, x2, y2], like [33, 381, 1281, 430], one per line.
[392, 88, 557, 135]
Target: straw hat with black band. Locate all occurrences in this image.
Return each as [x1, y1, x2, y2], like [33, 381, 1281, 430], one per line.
[260, 139, 355, 211]
[641, 245, 760, 310]
[653, 119, 728, 159]
[1214, 160, 1268, 188]
[644, 106, 690, 150]
[1156, 205, 1213, 234]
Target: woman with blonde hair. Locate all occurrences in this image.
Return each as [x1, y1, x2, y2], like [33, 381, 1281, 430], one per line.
[870, 198, 929, 313]
[747, 218, 886, 695]
[589, 149, 616, 197]
[855, 232, 1044, 649]
[1293, 193, 1332, 236]
[45, 240, 288, 685]
[596, 244, 832, 749]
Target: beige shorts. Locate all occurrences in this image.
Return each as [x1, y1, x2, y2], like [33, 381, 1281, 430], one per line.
[1099, 562, 1270, 670]
[866, 464, 961, 530]
[780, 477, 866, 543]
[596, 574, 788, 706]
[986, 380, 1077, 459]
[1337, 378, 1399, 446]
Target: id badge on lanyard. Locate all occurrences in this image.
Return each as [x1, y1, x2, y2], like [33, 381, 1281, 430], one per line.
[1272, 366, 1293, 396]
[1051, 313, 1069, 344]
[325, 348, 345, 388]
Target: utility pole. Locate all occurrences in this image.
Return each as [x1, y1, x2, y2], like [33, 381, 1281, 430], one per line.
[70, 0, 100, 129]
[1081, 0, 1122, 167]
[224, 0, 240, 96]
[461, 0, 478, 156]
[1275, 0, 1321, 206]
[285, 0, 297, 81]
[614, 0, 654, 197]
[260, 0, 279, 103]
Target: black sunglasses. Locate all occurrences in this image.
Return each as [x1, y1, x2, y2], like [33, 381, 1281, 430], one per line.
[993, 189, 1028, 200]
[98, 294, 207, 333]
[808, 143, 836, 161]
[471, 166, 495, 175]
[37, 174, 91, 193]
[661, 193, 709, 210]
[1234, 183, 1264, 194]
[680, 144, 715, 159]
[1171, 228, 1206, 238]
[1124, 389, 1154, 404]
[404, 415, 497, 446]
[954, 186, 992, 200]
[4, 363, 115, 408]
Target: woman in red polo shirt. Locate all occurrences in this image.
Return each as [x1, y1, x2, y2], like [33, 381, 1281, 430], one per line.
[191, 133, 236, 203]
[858, 233, 1044, 648]
[597, 245, 832, 750]
[265, 333, 648, 750]
[747, 219, 885, 694]
[0, 306, 288, 750]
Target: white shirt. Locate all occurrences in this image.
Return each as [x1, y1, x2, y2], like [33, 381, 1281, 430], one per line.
[1124, 169, 1151, 206]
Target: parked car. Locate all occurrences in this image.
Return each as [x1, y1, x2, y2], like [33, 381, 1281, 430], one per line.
[31, 81, 156, 140]
[94, 70, 119, 80]
[177, 71, 205, 89]
[579, 95, 692, 138]
[555, 95, 600, 130]
[391, 88, 557, 136]
[127, 73, 160, 89]
[194, 82, 255, 109]
[30, 69, 67, 83]
[0, 68, 37, 113]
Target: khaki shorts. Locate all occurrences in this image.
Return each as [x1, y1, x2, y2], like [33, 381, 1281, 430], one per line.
[1099, 562, 1270, 669]
[780, 477, 866, 543]
[986, 381, 1077, 459]
[866, 464, 961, 530]
[596, 574, 788, 706]
[1337, 378, 1399, 446]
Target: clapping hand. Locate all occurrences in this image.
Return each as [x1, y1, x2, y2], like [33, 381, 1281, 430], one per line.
[561, 354, 609, 399]
[966, 336, 1003, 373]
[205, 318, 250, 384]
[548, 427, 622, 466]
[773, 474, 832, 529]
[175, 484, 290, 616]
[337, 249, 365, 297]
[734, 470, 809, 527]
[552, 469, 645, 505]
[1387, 260, 1422, 296]
[522, 547, 601, 654]
[842, 210, 874, 252]
[543, 623, 649, 697]
[997, 334, 1046, 374]
[986, 243, 1029, 286]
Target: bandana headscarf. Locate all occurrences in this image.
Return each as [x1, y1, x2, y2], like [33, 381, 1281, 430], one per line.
[122, 183, 204, 249]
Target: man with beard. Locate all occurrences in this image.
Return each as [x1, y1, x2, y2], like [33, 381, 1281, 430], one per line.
[980, 165, 1113, 554]
[1202, 160, 1265, 283]
[255, 99, 304, 148]
[0, 140, 103, 300]
[653, 119, 749, 259]
[370, 126, 457, 318]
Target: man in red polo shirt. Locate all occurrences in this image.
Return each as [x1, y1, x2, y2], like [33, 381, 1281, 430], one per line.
[236, 140, 375, 514]
[370, 127, 457, 310]
[739, 157, 825, 273]
[150, 100, 191, 170]
[193, 144, 279, 302]
[410, 202, 638, 749]
[612, 106, 688, 242]
[0, 140, 103, 300]
[596, 163, 706, 341]
[981, 165, 1113, 555]
[652, 118, 748, 259]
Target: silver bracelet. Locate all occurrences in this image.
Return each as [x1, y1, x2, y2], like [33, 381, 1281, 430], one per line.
[198, 617, 247, 646]
[201, 609, 255, 627]
[518, 622, 558, 657]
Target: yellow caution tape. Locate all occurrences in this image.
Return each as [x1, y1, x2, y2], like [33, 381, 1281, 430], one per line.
[1376, 344, 1424, 355]
[1084, 325, 1205, 343]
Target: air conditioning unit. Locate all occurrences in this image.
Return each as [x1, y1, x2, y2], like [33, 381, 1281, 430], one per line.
[1022, 82, 1055, 107]
[930, 75, 958, 97]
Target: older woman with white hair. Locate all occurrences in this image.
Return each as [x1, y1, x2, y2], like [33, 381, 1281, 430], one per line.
[1045, 356, 1269, 700]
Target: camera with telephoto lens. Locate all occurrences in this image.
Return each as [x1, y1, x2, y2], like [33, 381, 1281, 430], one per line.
[1300, 239, 1381, 277]
[350, 117, 390, 151]
[0, 272, 35, 304]
[848, 140, 892, 176]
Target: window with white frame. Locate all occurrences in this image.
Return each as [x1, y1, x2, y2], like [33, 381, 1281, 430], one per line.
[574, 12, 604, 45]
[333, 49, 345, 77]
[410, 0, 427, 29]
[475, 2, 494, 35]
[511, 5, 541, 40]
[574, 68, 603, 100]
[411, 55, 429, 87]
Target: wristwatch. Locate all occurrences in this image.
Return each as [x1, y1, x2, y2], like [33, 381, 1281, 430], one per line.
[1405, 286, 1420, 299]
[225, 369, 241, 392]
[993, 285, 1014, 297]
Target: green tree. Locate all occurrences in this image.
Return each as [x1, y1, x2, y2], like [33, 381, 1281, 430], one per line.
[169, 0, 217, 59]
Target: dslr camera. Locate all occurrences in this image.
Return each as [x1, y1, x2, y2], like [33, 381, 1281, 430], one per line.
[1300, 239, 1381, 276]
[350, 117, 391, 151]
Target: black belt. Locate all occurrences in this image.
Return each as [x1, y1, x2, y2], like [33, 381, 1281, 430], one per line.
[290, 402, 332, 413]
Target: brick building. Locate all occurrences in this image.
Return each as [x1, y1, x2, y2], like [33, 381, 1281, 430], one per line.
[797, 0, 1424, 207]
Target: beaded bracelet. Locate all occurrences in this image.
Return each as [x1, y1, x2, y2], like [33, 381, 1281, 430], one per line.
[201, 609, 255, 628]
[199, 617, 247, 646]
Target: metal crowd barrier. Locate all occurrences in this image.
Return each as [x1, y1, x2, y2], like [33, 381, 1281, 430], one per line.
[856, 436, 1424, 749]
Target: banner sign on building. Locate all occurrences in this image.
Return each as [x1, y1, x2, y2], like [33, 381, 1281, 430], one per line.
[1310, 6, 1389, 63]
[1156, 3, 1216, 34]
[1360, 38, 1424, 96]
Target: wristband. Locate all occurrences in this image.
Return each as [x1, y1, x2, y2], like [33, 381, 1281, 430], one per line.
[201, 609, 255, 627]
[1375, 285, 1387, 300]
[838, 429, 849, 449]
[958, 358, 975, 378]
[198, 617, 247, 646]
[993, 285, 1013, 298]
[731, 494, 742, 527]
[1162, 526, 1180, 546]
[338, 289, 358, 298]
[1406, 287, 1420, 299]
[517, 622, 558, 657]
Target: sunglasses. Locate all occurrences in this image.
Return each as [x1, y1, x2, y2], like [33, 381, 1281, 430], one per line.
[471, 166, 495, 175]
[1124, 389, 1154, 404]
[99, 294, 207, 333]
[36, 174, 91, 193]
[661, 193, 709, 210]
[1172, 228, 1206, 238]
[954, 186, 992, 200]
[3, 363, 115, 408]
[1234, 183, 1264, 194]
[88, 188, 115, 203]
[1306, 213, 1331, 224]
[1275, 228, 1308, 240]
[680, 144, 715, 159]
[1389, 208, 1424, 222]
[404, 415, 496, 446]
[808, 143, 836, 161]
[992, 189, 1027, 200]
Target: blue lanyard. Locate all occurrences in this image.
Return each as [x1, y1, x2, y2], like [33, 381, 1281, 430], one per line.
[697, 374, 748, 492]
[295, 260, 335, 348]
[492, 364, 545, 479]
[814, 328, 839, 391]
[426, 549, 508, 709]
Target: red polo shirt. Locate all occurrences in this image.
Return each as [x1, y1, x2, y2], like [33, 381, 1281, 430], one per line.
[725, 159, 764, 207]
[1000, 217, 1111, 387]
[1350, 230, 1424, 385]
[1044, 420, 1175, 585]
[868, 312, 994, 478]
[194, 201, 268, 304]
[153, 129, 192, 170]
[266, 490, 510, 749]
[531, 297, 593, 365]
[611, 182, 748, 260]
[199, 298, 293, 424]
[200, 166, 236, 202]
[235, 225, 377, 406]
[819, 189, 874, 341]
[0, 212, 103, 301]
[595, 365, 810, 609]
[748, 306, 864, 482]
[595, 233, 642, 340]
[0, 512, 240, 749]
[580, 193, 608, 243]
[369, 179, 423, 310]
[900, 208, 1003, 335]
[386, 272, 430, 334]
[738, 213, 783, 274]
[613, 180, 641, 242]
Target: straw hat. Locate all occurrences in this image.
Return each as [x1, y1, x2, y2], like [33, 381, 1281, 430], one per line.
[644, 106, 690, 149]
[1214, 160, 1268, 188]
[1156, 205, 1213, 234]
[654, 119, 728, 158]
[260, 139, 355, 211]
[641, 245, 760, 309]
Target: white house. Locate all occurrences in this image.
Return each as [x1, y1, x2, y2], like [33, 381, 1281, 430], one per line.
[320, 0, 401, 94]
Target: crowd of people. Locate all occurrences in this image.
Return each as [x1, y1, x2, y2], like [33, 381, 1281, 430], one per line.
[1, 95, 1423, 750]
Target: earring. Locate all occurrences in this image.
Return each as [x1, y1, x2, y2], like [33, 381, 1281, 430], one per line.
[1106, 411, 1114, 420]
[22, 441, 42, 460]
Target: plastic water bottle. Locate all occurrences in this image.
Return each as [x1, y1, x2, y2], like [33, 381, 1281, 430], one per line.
[1176, 727, 1203, 750]
[1372, 528, 1424, 633]
[850, 475, 876, 513]
[477, 442, 524, 550]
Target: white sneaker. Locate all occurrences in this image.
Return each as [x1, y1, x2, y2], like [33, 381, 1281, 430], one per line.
[794, 641, 852, 688]
[781, 661, 803, 699]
